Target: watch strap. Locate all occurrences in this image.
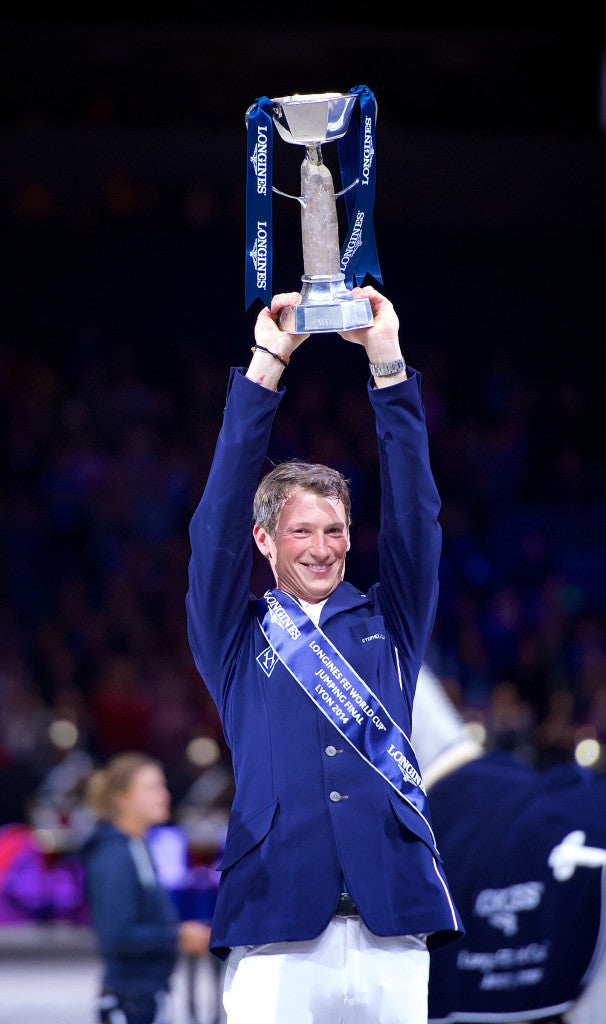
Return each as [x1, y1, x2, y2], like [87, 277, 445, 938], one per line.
[369, 357, 406, 377]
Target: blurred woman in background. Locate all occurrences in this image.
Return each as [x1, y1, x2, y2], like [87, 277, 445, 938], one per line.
[83, 752, 209, 1024]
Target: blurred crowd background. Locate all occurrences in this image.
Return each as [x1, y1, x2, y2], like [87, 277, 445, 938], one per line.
[0, 18, 605, 926]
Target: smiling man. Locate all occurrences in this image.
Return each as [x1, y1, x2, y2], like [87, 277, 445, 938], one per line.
[252, 467, 351, 605]
[186, 286, 463, 1024]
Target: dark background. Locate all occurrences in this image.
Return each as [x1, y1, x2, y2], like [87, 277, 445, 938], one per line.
[2, 19, 604, 375]
[1, 14, 606, 824]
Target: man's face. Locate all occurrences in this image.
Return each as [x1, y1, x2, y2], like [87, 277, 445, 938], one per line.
[253, 486, 350, 604]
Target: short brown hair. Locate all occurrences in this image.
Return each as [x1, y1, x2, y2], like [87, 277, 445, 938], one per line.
[253, 460, 351, 538]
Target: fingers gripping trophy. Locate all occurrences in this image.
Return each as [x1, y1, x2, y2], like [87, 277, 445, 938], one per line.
[245, 86, 382, 332]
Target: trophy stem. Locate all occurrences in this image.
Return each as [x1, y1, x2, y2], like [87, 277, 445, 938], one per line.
[300, 146, 341, 277]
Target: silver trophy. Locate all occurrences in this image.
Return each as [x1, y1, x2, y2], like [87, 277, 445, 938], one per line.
[269, 92, 373, 334]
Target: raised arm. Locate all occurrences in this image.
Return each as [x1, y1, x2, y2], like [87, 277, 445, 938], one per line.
[340, 286, 441, 671]
[186, 295, 308, 698]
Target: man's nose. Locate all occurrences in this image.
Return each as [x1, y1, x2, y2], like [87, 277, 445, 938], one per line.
[309, 532, 330, 558]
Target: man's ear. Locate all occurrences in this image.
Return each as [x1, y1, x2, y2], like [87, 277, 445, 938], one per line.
[253, 523, 272, 559]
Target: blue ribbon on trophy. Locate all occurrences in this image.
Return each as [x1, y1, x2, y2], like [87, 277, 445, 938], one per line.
[337, 84, 383, 290]
[245, 95, 274, 311]
[244, 87, 382, 332]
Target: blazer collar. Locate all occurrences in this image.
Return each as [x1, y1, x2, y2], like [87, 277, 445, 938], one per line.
[262, 581, 369, 627]
[319, 580, 369, 625]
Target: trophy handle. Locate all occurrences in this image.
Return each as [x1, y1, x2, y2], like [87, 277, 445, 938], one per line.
[272, 175, 359, 207]
[334, 178, 359, 200]
[272, 185, 307, 208]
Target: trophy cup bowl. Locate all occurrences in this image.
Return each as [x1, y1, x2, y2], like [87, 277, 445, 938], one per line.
[270, 93, 373, 334]
[272, 92, 357, 146]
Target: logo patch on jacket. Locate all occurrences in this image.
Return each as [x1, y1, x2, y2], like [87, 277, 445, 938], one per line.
[473, 881, 545, 936]
[257, 645, 278, 677]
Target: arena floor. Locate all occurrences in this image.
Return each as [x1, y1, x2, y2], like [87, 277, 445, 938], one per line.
[0, 927, 225, 1024]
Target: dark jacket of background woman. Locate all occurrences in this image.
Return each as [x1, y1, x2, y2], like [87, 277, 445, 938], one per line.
[83, 820, 179, 996]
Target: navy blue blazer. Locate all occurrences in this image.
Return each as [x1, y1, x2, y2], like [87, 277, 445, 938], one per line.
[186, 367, 463, 959]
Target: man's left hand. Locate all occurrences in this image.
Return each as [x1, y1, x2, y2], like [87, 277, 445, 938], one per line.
[339, 286, 407, 386]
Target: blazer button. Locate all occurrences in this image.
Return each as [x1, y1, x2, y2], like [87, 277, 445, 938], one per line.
[325, 745, 337, 757]
[329, 791, 342, 802]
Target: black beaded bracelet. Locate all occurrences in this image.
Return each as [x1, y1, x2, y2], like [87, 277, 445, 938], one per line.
[251, 344, 290, 368]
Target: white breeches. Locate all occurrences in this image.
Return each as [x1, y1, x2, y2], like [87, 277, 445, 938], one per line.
[223, 916, 429, 1024]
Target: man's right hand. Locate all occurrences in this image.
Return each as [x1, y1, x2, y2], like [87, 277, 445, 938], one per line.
[247, 292, 310, 390]
[254, 292, 310, 356]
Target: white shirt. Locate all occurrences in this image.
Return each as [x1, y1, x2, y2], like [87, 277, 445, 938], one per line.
[299, 598, 327, 626]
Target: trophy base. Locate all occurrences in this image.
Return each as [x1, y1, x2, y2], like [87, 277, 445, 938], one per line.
[279, 275, 373, 334]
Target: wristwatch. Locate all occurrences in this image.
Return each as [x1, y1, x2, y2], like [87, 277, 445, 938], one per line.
[368, 357, 406, 377]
